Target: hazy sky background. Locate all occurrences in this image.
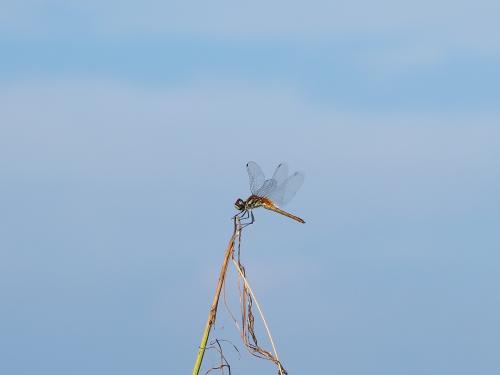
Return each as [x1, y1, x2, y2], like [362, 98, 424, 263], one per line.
[1, 1, 499, 374]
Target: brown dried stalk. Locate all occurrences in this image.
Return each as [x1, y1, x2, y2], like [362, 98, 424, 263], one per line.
[192, 216, 240, 375]
[193, 214, 288, 375]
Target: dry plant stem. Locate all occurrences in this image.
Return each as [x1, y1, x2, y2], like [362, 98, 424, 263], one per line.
[231, 258, 284, 375]
[192, 217, 240, 375]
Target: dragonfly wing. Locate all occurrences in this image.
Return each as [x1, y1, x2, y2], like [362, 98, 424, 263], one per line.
[267, 171, 304, 206]
[254, 178, 278, 198]
[271, 162, 289, 186]
[247, 161, 265, 194]
[255, 162, 288, 198]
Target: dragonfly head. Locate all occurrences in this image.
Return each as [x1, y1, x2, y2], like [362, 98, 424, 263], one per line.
[234, 198, 245, 211]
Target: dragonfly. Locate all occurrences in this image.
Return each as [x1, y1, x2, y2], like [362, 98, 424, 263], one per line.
[235, 161, 305, 224]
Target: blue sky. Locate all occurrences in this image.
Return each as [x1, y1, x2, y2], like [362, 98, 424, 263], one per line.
[1, 1, 499, 374]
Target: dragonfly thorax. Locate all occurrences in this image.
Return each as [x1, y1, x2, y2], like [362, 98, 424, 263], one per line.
[235, 196, 265, 212]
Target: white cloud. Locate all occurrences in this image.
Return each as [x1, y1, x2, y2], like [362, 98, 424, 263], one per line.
[355, 44, 448, 74]
[2, 0, 500, 53]
[1, 78, 498, 195]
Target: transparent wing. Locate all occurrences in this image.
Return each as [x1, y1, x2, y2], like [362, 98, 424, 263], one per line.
[252, 162, 288, 198]
[271, 162, 289, 186]
[247, 161, 265, 194]
[267, 171, 305, 206]
[254, 179, 278, 198]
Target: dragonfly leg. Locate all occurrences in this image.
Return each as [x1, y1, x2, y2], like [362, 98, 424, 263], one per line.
[233, 210, 246, 222]
[239, 210, 254, 228]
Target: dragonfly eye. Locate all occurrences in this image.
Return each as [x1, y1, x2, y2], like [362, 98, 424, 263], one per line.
[234, 198, 245, 211]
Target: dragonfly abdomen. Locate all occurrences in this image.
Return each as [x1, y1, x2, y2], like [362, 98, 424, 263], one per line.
[261, 200, 305, 224]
